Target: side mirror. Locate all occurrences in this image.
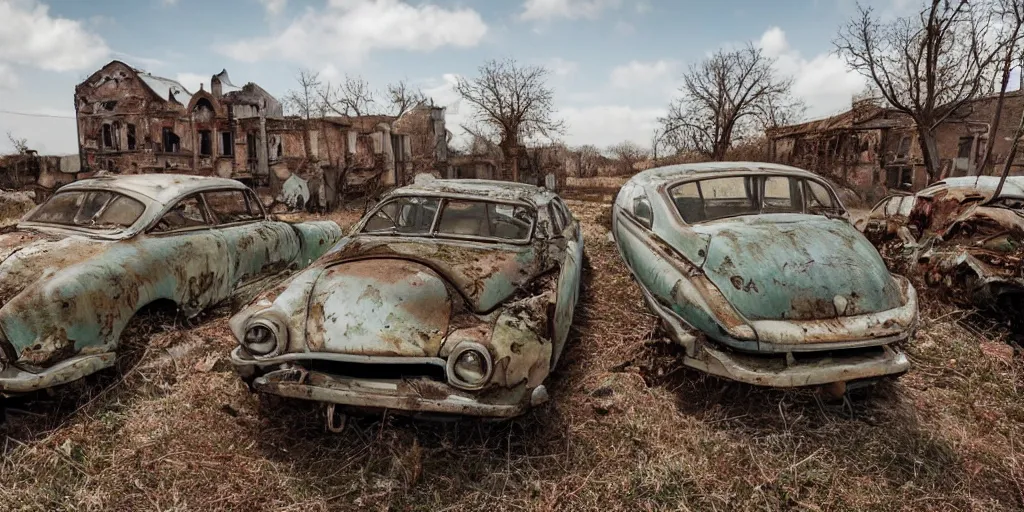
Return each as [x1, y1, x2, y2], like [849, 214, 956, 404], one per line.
[633, 197, 653, 229]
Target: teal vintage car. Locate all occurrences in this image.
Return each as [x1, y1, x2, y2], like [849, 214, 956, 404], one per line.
[229, 175, 583, 425]
[0, 174, 342, 396]
[612, 162, 918, 389]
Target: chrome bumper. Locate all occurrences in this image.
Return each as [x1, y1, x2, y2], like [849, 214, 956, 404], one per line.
[232, 347, 546, 418]
[0, 352, 116, 395]
[684, 343, 910, 388]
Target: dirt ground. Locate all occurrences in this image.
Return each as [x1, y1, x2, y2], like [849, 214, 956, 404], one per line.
[1, 198, 1023, 511]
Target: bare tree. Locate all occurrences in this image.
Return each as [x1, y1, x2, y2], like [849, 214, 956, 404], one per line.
[982, 0, 1024, 182]
[572, 144, 603, 178]
[454, 58, 565, 182]
[835, 0, 1003, 184]
[282, 70, 324, 161]
[5, 132, 29, 155]
[321, 75, 376, 117]
[320, 75, 426, 118]
[660, 45, 797, 161]
[607, 141, 649, 175]
[385, 80, 427, 118]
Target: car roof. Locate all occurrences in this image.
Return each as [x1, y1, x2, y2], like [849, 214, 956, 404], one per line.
[927, 176, 1024, 198]
[390, 176, 557, 206]
[62, 174, 248, 205]
[629, 161, 825, 189]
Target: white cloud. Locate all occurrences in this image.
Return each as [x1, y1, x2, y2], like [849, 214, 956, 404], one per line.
[0, 0, 109, 73]
[176, 72, 208, 94]
[221, 0, 488, 66]
[546, 57, 578, 77]
[758, 26, 865, 119]
[560, 105, 663, 148]
[519, 0, 621, 21]
[0, 63, 17, 90]
[609, 60, 676, 90]
[258, 0, 286, 15]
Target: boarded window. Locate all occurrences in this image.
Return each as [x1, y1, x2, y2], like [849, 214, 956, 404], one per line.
[220, 132, 233, 156]
[152, 195, 210, 232]
[126, 124, 136, 150]
[204, 190, 262, 224]
[199, 130, 212, 156]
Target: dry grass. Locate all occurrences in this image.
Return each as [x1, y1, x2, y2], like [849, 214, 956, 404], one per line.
[1, 199, 1023, 511]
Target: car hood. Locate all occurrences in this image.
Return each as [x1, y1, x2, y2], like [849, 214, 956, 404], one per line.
[303, 258, 453, 357]
[0, 229, 113, 305]
[694, 214, 904, 321]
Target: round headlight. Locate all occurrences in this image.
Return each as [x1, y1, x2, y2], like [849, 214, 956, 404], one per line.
[243, 323, 277, 356]
[447, 343, 492, 390]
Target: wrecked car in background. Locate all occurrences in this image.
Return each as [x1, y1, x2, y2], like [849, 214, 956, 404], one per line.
[0, 174, 342, 396]
[612, 162, 918, 389]
[858, 176, 1024, 314]
[230, 175, 582, 425]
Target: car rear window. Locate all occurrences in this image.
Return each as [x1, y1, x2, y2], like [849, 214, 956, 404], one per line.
[27, 190, 145, 231]
[437, 200, 533, 241]
[669, 175, 842, 223]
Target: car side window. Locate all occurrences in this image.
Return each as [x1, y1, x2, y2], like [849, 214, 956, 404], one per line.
[554, 198, 572, 226]
[151, 194, 211, 233]
[633, 192, 654, 229]
[362, 197, 439, 235]
[548, 203, 566, 234]
[204, 190, 263, 225]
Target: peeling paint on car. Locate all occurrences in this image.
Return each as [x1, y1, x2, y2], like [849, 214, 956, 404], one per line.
[612, 162, 917, 388]
[230, 178, 583, 420]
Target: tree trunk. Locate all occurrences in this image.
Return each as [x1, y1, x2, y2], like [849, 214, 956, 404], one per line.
[979, 33, 1019, 175]
[916, 124, 942, 185]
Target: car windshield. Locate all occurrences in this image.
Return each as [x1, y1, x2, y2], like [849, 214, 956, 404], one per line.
[669, 175, 844, 223]
[361, 196, 534, 242]
[26, 190, 145, 231]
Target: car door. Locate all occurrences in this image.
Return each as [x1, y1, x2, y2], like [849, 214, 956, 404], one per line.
[550, 197, 582, 369]
[143, 193, 233, 316]
[202, 188, 301, 291]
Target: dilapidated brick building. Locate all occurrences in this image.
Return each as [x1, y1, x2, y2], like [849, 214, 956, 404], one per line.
[768, 91, 1024, 198]
[75, 60, 451, 207]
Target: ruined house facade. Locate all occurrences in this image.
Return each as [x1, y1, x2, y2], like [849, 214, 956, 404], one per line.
[768, 92, 1024, 198]
[75, 61, 450, 206]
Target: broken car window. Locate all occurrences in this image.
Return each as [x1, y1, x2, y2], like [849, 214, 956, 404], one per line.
[804, 180, 841, 214]
[763, 176, 802, 213]
[27, 190, 145, 231]
[204, 190, 262, 224]
[151, 195, 211, 233]
[362, 197, 439, 235]
[437, 200, 533, 241]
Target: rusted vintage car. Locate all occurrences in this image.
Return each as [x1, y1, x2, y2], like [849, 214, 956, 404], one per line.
[858, 176, 1024, 313]
[229, 175, 582, 424]
[612, 162, 918, 389]
[0, 174, 342, 396]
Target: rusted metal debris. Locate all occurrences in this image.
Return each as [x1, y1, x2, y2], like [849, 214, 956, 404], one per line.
[0, 174, 342, 396]
[230, 174, 583, 420]
[612, 162, 918, 388]
[859, 176, 1024, 313]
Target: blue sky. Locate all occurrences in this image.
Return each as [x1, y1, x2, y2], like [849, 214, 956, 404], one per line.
[0, 0, 1004, 154]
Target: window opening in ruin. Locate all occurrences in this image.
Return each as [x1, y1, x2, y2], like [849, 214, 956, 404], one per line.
[220, 131, 233, 156]
[102, 124, 113, 148]
[127, 124, 136, 150]
[895, 135, 911, 160]
[955, 136, 974, 176]
[162, 127, 180, 153]
[199, 130, 212, 156]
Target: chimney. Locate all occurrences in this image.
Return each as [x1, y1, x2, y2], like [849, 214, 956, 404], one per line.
[211, 70, 224, 99]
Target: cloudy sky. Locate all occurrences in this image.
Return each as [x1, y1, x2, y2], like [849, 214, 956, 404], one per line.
[0, 0, 1017, 155]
